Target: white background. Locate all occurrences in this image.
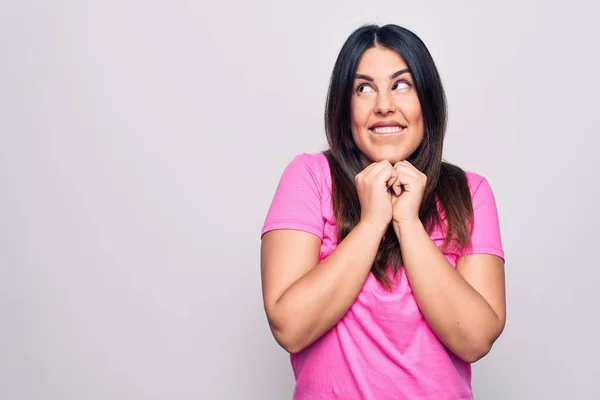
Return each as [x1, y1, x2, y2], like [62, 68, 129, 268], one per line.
[1, 0, 599, 398]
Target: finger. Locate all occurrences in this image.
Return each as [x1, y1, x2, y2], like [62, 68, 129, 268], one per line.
[368, 160, 393, 175]
[396, 160, 426, 178]
[379, 164, 401, 195]
[394, 162, 422, 180]
[364, 161, 379, 172]
[372, 162, 397, 188]
[387, 173, 401, 196]
[355, 161, 378, 181]
[390, 176, 402, 196]
[394, 164, 427, 195]
[396, 160, 416, 167]
[362, 161, 391, 184]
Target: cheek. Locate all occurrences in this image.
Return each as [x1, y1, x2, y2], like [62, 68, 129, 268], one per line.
[351, 100, 370, 127]
[412, 97, 423, 119]
[404, 100, 423, 129]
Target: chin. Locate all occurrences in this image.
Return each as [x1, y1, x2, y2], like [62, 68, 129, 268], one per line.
[367, 150, 408, 165]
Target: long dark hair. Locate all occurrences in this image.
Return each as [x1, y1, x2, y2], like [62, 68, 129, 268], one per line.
[324, 24, 474, 290]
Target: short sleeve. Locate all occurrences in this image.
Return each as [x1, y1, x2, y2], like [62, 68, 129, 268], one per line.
[465, 176, 505, 260]
[261, 154, 324, 240]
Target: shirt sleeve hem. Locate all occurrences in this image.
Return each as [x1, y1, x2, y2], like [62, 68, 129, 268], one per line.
[466, 245, 505, 261]
[261, 221, 323, 240]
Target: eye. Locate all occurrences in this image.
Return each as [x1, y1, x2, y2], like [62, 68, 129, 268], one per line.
[392, 80, 411, 91]
[356, 83, 375, 93]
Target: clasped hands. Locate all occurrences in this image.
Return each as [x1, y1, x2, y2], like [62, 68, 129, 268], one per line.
[355, 159, 426, 231]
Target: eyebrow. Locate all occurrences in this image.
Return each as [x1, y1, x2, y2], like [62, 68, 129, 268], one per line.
[355, 68, 411, 81]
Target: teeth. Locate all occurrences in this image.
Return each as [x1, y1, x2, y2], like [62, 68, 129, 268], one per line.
[372, 126, 403, 134]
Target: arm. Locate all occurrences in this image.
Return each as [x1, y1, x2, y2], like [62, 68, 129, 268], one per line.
[260, 157, 397, 353]
[394, 220, 505, 363]
[261, 220, 386, 353]
[391, 162, 506, 363]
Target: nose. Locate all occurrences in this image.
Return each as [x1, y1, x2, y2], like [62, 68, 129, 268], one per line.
[375, 91, 396, 115]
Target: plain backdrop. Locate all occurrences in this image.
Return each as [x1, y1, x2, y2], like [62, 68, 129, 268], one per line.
[1, 0, 599, 399]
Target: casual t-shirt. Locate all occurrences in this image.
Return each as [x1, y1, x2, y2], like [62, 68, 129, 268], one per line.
[261, 152, 504, 400]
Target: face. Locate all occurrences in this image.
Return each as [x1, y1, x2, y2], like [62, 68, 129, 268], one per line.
[351, 46, 424, 165]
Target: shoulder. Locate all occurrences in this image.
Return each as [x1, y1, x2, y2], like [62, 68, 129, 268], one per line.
[463, 170, 487, 191]
[288, 152, 330, 171]
[262, 152, 331, 239]
[282, 151, 331, 186]
[463, 170, 497, 204]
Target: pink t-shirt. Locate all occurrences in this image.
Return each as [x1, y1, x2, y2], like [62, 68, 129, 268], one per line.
[261, 152, 504, 400]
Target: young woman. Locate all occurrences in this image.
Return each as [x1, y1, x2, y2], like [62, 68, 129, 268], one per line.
[260, 24, 506, 399]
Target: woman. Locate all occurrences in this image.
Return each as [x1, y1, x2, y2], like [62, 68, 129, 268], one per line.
[260, 24, 506, 399]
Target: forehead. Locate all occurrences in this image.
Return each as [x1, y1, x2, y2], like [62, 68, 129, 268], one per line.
[355, 46, 408, 76]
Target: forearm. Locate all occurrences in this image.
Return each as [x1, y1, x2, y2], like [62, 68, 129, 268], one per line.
[270, 221, 385, 353]
[394, 220, 504, 362]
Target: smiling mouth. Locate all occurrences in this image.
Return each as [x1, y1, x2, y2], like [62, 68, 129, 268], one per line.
[370, 126, 406, 134]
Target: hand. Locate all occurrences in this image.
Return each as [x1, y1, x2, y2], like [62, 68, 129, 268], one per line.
[355, 160, 400, 230]
[391, 160, 427, 226]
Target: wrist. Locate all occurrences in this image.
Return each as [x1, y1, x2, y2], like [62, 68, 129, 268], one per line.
[392, 218, 424, 238]
[357, 218, 389, 237]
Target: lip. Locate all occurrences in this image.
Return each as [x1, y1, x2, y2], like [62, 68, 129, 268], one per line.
[369, 121, 406, 129]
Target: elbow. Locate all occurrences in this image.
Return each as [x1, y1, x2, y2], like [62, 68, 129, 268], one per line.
[457, 318, 505, 363]
[456, 328, 503, 363]
[272, 327, 308, 354]
[265, 306, 309, 354]
[457, 340, 493, 363]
